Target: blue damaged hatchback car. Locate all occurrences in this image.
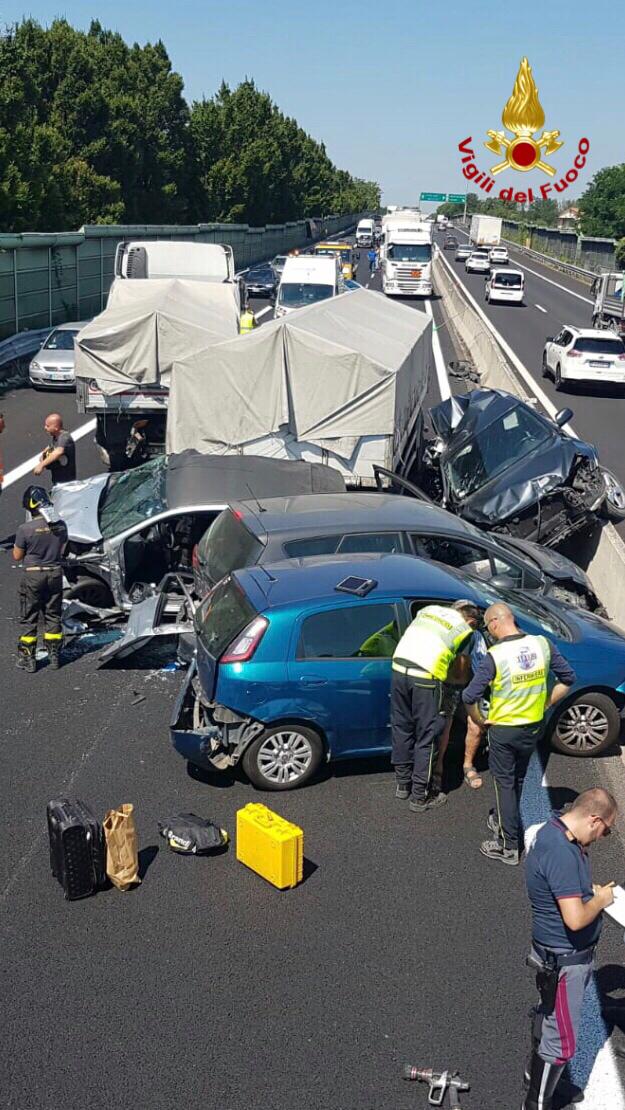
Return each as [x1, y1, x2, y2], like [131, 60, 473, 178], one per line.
[170, 554, 625, 790]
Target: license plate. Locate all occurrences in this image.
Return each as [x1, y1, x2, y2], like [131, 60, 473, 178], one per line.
[589, 361, 611, 369]
[49, 372, 70, 380]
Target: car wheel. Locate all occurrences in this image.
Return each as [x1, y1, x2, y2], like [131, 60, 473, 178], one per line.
[65, 576, 115, 609]
[550, 692, 620, 756]
[242, 725, 323, 790]
[600, 467, 625, 522]
[541, 352, 550, 379]
[554, 363, 564, 391]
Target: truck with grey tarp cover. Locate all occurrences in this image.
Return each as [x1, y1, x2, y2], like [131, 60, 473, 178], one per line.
[165, 287, 432, 486]
[591, 272, 625, 336]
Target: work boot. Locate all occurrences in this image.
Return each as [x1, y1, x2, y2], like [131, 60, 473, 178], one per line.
[480, 838, 520, 865]
[409, 792, 447, 813]
[47, 643, 62, 670]
[522, 1051, 565, 1110]
[17, 643, 37, 673]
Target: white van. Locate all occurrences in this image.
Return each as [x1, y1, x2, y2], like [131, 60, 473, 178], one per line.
[485, 268, 524, 305]
[355, 218, 375, 247]
[275, 255, 345, 317]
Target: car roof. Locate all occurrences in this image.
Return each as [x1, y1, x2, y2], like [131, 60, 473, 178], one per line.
[490, 268, 522, 276]
[229, 491, 488, 542]
[236, 552, 478, 611]
[165, 453, 345, 511]
[48, 320, 89, 331]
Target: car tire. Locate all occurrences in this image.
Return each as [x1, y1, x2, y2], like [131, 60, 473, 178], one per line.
[554, 363, 564, 391]
[65, 576, 115, 609]
[541, 353, 550, 379]
[599, 467, 625, 522]
[242, 724, 323, 790]
[549, 692, 620, 757]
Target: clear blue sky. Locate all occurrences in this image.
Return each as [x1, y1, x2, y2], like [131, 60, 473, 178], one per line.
[3, 0, 624, 208]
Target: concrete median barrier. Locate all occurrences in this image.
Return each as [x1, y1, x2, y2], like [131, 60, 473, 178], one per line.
[433, 250, 625, 629]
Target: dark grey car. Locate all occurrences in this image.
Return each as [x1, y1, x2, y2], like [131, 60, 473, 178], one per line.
[193, 490, 602, 612]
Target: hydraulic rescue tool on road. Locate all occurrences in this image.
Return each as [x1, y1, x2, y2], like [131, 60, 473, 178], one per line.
[402, 1065, 470, 1107]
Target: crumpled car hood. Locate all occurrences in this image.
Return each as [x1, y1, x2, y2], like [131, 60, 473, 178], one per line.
[50, 474, 109, 544]
[501, 535, 593, 591]
[429, 390, 597, 526]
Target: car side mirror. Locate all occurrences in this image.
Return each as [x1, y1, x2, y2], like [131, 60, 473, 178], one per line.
[490, 574, 519, 591]
[545, 336, 554, 343]
[555, 407, 574, 427]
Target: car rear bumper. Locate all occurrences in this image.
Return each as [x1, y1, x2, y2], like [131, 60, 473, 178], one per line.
[489, 292, 523, 303]
[562, 364, 625, 384]
[170, 660, 262, 772]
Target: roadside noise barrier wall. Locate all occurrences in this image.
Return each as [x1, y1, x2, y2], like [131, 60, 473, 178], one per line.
[501, 221, 616, 274]
[433, 249, 625, 629]
[0, 214, 359, 342]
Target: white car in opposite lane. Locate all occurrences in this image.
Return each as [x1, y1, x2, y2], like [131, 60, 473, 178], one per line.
[485, 268, 524, 305]
[489, 246, 509, 265]
[542, 327, 625, 389]
[465, 251, 490, 274]
[29, 321, 89, 390]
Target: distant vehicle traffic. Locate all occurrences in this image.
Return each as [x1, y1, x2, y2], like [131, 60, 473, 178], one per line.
[465, 251, 490, 273]
[542, 327, 625, 389]
[590, 272, 625, 336]
[172, 552, 625, 791]
[489, 246, 509, 265]
[425, 389, 623, 543]
[355, 218, 376, 247]
[271, 255, 288, 275]
[485, 268, 524, 305]
[243, 265, 277, 299]
[469, 214, 502, 247]
[275, 254, 345, 317]
[454, 244, 473, 262]
[29, 321, 88, 390]
[313, 242, 357, 280]
[443, 235, 459, 250]
[193, 490, 603, 613]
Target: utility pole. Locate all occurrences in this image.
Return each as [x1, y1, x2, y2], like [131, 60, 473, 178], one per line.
[462, 187, 468, 226]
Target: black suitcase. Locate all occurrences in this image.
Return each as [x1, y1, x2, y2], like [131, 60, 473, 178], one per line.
[47, 798, 106, 900]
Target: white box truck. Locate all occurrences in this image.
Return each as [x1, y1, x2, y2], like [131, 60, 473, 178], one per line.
[114, 240, 238, 285]
[469, 215, 502, 248]
[380, 212, 433, 297]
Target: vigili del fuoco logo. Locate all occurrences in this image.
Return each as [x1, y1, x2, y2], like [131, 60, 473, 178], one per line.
[457, 58, 589, 203]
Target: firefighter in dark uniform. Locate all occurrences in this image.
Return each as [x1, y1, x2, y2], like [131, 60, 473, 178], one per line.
[13, 486, 68, 672]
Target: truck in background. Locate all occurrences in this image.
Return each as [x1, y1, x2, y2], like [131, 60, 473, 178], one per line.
[469, 215, 502, 248]
[76, 241, 243, 469]
[275, 255, 345, 317]
[355, 218, 376, 247]
[380, 211, 433, 297]
[591, 273, 625, 336]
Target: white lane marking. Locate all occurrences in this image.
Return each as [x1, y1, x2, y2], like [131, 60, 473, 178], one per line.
[436, 248, 577, 434]
[535, 304, 547, 314]
[255, 305, 273, 319]
[453, 225, 593, 305]
[583, 1039, 625, 1110]
[424, 298, 451, 401]
[2, 418, 96, 489]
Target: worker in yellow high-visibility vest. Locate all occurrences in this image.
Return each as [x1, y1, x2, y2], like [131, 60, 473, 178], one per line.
[391, 600, 476, 813]
[239, 306, 257, 334]
[463, 602, 576, 866]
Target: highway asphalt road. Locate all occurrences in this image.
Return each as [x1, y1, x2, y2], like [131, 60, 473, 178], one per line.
[1, 248, 625, 1110]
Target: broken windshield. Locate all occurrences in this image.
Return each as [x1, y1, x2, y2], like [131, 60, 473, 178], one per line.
[445, 404, 552, 499]
[99, 456, 167, 539]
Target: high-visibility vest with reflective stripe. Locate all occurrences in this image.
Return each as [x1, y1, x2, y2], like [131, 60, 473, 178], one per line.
[487, 634, 551, 726]
[392, 605, 473, 681]
[240, 312, 255, 333]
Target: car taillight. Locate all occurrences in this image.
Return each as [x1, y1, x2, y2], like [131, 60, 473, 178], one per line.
[568, 350, 582, 358]
[618, 354, 625, 361]
[192, 543, 199, 568]
[221, 616, 268, 664]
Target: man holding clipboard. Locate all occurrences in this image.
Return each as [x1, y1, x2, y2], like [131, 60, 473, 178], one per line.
[522, 787, 617, 1110]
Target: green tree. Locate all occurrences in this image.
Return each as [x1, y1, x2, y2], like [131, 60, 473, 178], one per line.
[579, 165, 625, 239]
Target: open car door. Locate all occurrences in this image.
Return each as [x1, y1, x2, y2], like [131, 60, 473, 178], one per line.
[99, 574, 196, 664]
[373, 464, 435, 504]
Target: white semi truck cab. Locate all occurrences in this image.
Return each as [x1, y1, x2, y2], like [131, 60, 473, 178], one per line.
[381, 217, 433, 297]
[114, 240, 238, 287]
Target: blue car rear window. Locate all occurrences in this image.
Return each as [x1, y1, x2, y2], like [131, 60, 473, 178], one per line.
[296, 603, 399, 659]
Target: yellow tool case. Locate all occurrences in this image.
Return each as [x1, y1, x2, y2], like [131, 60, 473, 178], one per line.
[236, 804, 303, 890]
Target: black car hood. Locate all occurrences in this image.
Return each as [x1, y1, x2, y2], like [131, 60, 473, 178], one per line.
[429, 390, 597, 526]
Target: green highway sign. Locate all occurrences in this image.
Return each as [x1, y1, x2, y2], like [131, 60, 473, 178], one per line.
[420, 192, 446, 202]
[447, 194, 465, 203]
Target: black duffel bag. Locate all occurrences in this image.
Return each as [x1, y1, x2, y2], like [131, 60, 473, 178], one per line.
[158, 812, 228, 855]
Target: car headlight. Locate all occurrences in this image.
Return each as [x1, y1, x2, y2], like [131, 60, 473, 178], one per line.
[30, 360, 41, 372]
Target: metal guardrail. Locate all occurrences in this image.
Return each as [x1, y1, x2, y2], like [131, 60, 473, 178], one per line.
[0, 328, 50, 369]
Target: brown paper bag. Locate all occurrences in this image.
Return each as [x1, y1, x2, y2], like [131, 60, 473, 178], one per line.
[103, 804, 141, 891]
